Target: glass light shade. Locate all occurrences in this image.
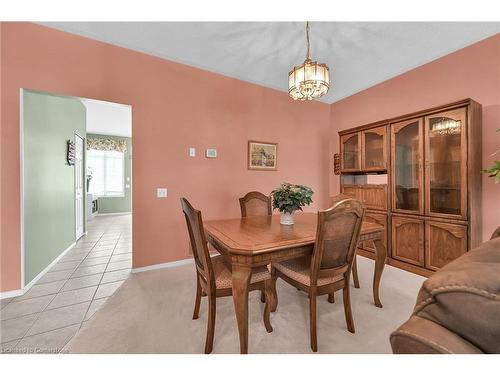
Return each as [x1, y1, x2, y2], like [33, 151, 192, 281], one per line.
[431, 118, 461, 135]
[288, 59, 330, 101]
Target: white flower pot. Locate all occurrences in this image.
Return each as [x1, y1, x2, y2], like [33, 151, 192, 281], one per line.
[280, 212, 294, 225]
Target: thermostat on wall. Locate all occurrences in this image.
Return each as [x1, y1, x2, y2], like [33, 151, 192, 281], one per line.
[206, 149, 217, 158]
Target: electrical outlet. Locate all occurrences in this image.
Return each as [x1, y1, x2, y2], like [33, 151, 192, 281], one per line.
[189, 147, 196, 157]
[156, 188, 168, 198]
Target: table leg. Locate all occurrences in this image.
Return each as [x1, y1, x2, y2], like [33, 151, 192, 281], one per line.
[231, 264, 252, 354]
[373, 238, 387, 308]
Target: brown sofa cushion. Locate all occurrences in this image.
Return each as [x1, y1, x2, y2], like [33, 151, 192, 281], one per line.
[391, 316, 483, 354]
[413, 237, 500, 353]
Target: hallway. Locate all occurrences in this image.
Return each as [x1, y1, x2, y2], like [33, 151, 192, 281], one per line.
[1, 214, 131, 353]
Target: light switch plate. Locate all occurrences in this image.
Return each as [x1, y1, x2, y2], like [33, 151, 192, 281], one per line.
[189, 147, 196, 157]
[206, 149, 217, 158]
[157, 188, 168, 198]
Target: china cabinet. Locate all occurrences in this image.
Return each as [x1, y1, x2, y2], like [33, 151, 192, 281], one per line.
[338, 99, 482, 276]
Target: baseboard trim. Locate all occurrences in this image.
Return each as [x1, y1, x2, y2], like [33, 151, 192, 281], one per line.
[97, 212, 132, 216]
[1, 241, 76, 300]
[23, 241, 77, 292]
[132, 258, 193, 274]
[0, 289, 24, 299]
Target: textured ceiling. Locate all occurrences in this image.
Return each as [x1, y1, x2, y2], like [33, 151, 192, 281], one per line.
[41, 22, 500, 103]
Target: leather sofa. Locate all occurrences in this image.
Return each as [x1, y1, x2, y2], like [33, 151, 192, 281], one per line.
[390, 228, 500, 354]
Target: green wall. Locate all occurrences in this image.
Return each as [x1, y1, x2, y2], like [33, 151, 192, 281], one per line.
[87, 134, 132, 214]
[23, 90, 86, 285]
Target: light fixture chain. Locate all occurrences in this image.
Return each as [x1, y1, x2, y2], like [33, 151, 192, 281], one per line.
[305, 21, 310, 60]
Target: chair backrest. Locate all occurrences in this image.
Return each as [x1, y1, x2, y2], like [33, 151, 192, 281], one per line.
[310, 198, 365, 285]
[239, 191, 272, 217]
[180, 198, 214, 286]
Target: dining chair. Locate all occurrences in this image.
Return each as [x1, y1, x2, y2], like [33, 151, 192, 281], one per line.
[239, 191, 274, 303]
[180, 197, 274, 354]
[239, 191, 272, 217]
[331, 194, 361, 289]
[271, 198, 365, 352]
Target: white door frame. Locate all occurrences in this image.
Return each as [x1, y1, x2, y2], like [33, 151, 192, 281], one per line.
[20, 88, 26, 289]
[74, 132, 85, 241]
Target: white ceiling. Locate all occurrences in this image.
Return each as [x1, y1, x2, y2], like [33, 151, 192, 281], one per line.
[42, 22, 500, 104]
[81, 98, 132, 137]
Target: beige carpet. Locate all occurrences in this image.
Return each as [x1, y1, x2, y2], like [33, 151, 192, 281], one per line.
[65, 256, 425, 354]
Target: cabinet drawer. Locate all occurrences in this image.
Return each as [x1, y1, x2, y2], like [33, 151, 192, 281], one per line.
[341, 185, 387, 211]
[425, 221, 467, 271]
[391, 215, 425, 266]
[361, 185, 387, 211]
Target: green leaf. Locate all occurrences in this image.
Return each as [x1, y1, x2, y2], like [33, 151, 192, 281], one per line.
[271, 182, 314, 213]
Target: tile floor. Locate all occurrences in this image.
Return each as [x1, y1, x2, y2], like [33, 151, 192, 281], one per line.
[0, 214, 131, 354]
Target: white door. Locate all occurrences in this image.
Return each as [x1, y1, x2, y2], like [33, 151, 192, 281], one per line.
[75, 134, 85, 240]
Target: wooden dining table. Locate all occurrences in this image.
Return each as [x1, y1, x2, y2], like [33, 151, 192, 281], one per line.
[204, 212, 386, 354]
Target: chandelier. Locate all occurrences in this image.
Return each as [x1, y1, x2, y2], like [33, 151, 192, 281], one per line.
[431, 118, 461, 135]
[288, 22, 330, 101]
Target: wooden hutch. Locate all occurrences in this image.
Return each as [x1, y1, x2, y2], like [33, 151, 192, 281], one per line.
[338, 99, 482, 276]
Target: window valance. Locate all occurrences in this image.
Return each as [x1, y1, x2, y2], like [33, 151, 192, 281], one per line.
[87, 137, 127, 153]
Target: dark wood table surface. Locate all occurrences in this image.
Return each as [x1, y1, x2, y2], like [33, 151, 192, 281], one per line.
[204, 212, 386, 354]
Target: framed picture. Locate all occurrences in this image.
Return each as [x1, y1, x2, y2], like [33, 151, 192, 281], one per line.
[248, 140, 278, 170]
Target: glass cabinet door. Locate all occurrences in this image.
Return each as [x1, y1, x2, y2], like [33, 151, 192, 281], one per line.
[424, 108, 467, 218]
[362, 126, 386, 170]
[391, 118, 424, 214]
[341, 133, 360, 171]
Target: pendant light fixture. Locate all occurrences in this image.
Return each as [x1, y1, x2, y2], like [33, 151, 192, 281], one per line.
[288, 21, 330, 101]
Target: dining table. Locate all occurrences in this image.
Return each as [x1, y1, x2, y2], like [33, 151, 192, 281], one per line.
[204, 212, 386, 354]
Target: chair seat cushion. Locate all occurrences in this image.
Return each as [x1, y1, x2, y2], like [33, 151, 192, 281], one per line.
[273, 256, 343, 286]
[212, 256, 271, 289]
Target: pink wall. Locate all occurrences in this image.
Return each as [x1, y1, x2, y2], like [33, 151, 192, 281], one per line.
[1, 23, 498, 293]
[0, 23, 331, 292]
[0, 23, 3, 287]
[329, 33, 500, 241]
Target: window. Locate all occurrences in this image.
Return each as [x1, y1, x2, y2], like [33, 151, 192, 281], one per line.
[87, 149, 125, 197]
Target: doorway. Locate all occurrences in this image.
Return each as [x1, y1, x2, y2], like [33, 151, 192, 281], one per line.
[21, 89, 132, 289]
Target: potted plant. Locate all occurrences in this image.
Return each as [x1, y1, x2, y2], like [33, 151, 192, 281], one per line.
[271, 182, 314, 225]
[483, 129, 500, 183]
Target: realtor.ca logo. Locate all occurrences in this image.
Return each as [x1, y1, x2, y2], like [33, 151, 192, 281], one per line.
[1, 347, 67, 354]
